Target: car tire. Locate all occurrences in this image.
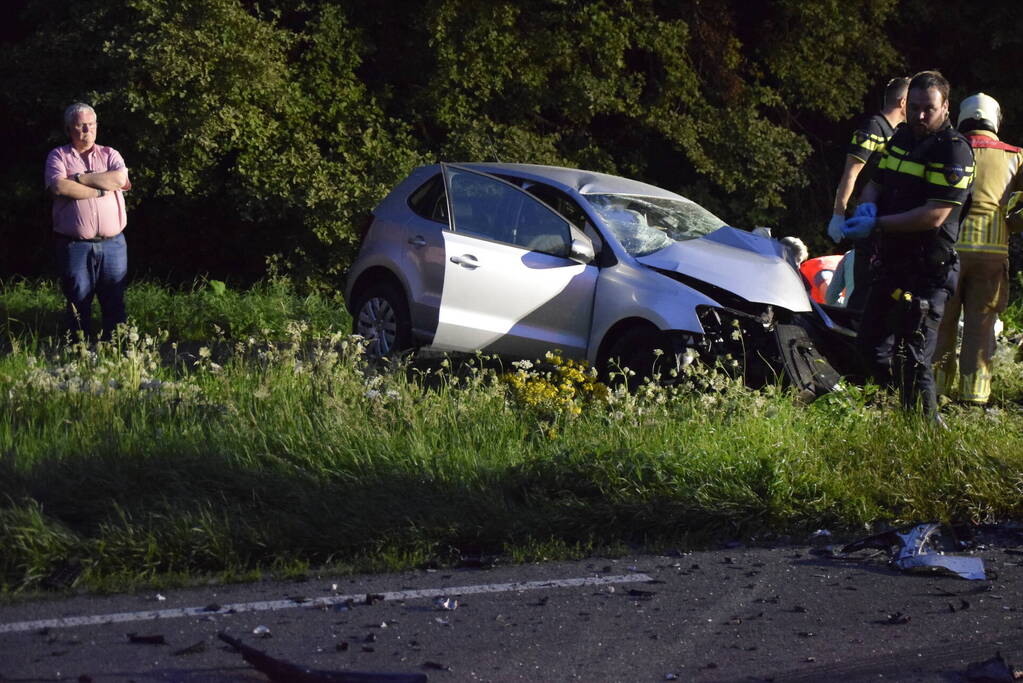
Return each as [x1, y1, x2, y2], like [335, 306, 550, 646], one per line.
[602, 327, 678, 391]
[351, 282, 413, 359]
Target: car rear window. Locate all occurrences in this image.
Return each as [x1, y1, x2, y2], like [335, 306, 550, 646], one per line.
[408, 174, 447, 223]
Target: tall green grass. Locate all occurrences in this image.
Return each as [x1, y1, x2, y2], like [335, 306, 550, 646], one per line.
[2, 278, 1023, 595]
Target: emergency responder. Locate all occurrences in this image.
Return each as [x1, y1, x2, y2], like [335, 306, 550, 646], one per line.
[827, 77, 910, 311]
[934, 93, 1023, 406]
[842, 70, 975, 422]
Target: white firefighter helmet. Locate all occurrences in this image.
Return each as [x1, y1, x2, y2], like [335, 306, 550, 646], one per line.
[958, 92, 1001, 133]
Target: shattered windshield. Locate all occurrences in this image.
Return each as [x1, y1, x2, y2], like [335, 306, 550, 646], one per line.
[584, 194, 726, 257]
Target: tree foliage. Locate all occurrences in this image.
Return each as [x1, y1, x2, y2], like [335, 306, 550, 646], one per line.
[1, 0, 1017, 282]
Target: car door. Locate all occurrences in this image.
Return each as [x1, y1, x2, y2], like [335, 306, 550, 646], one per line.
[431, 165, 597, 359]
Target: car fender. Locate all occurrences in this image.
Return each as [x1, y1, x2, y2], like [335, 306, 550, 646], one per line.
[343, 235, 411, 313]
[586, 261, 720, 365]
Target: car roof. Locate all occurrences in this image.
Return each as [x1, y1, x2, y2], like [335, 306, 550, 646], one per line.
[453, 162, 687, 200]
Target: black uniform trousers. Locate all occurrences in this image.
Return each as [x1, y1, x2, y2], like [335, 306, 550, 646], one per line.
[855, 259, 959, 417]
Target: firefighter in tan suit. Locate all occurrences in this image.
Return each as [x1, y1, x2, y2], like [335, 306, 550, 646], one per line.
[935, 93, 1023, 405]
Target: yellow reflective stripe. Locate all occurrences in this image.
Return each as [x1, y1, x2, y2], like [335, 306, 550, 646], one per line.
[851, 138, 886, 153]
[958, 211, 1008, 251]
[959, 371, 992, 403]
[957, 244, 1009, 255]
[880, 155, 925, 176]
[925, 167, 973, 188]
[1008, 191, 1023, 215]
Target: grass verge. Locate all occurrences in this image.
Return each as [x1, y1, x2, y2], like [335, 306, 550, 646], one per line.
[2, 278, 1023, 596]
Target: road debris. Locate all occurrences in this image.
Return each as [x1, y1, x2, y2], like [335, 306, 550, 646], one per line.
[218, 632, 428, 683]
[252, 625, 272, 638]
[880, 612, 911, 625]
[172, 640, 207, 656]
[963, 652, 1019, 682]
[126, 633, 165, 645]
[433, 597, 458, 611]
[842, 522, 986, 580]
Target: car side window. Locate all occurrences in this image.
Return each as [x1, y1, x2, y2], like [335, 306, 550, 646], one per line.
[407, 174, 448, 223]
[523, 182, 604, 255]
[446, 168, 572, 257]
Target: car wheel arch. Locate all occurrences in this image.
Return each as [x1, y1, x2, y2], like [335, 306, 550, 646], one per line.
[349, 266, 408, 312]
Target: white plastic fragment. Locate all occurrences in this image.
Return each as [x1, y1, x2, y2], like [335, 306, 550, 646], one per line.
[434, 597, 458, 611]
[893, 523, 986, 580]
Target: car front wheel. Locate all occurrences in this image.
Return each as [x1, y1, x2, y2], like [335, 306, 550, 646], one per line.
[602, 327, 680, 390]
[352, 283, 412, 359]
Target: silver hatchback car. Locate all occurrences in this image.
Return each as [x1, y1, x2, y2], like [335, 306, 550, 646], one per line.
[344, 163, 849, 391]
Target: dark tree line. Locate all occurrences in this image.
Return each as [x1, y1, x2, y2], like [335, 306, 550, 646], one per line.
[2, 0, 1020, 287]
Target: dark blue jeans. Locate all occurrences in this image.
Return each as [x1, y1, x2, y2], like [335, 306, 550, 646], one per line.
[55, 233, 128, 340]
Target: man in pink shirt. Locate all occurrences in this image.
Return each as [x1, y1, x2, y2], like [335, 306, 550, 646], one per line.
[45, 103, 130, 340]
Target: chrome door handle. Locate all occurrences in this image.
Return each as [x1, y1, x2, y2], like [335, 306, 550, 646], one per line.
[449, 254, 480, 268]
[408, 236, 427, 247]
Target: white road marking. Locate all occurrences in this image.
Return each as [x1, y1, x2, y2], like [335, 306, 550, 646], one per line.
[0, 573, 652, 634]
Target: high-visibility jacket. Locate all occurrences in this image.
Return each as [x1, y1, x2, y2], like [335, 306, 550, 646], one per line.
[873, 121, 975, 266]
[958, 130, 1023, 257]
[799, 254, 843, 304]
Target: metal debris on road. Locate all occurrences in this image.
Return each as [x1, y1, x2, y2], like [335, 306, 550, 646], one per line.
[963, 652, 1018, 682]
[252, 625, 272, 638]
[433, 597, 458, 611]
[218, 632, 428, 683]
[172, 640, 207, 655]
[842, 522, 986, 580]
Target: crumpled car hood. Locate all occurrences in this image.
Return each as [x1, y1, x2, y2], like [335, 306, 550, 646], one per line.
[635, 226, 812, 312]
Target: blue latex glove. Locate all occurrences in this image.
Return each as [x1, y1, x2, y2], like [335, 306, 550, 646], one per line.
[842, 215, 876, 240]
[827, 214, 845, 243]
[853, 202, 877, 218]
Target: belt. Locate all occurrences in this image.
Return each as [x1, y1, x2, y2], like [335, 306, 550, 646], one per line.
[55, 233, 117, 243]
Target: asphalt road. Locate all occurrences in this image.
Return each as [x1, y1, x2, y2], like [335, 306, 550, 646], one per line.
[2, 533, 1023, 682]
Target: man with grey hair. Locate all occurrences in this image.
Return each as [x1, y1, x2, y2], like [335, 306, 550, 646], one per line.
[44, 103, 130, 340]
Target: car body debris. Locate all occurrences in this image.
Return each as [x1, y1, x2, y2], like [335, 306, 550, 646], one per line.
[433, 597, 458, 611]
[963, 652, 1019, 682]
[842, 522, 986, 580]
[218, 632, 428, 683]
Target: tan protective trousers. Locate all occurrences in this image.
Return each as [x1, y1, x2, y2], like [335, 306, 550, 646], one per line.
[934, 252, 1009, 404]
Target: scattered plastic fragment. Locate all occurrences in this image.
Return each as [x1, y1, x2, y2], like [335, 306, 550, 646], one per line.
[252, 625, 272, 638]
[963, 652, 1018, 682]
[155, 594, 166, 602]
[665, 675, 679, 681]
[172, 640, 207, 656]
[218, 632, 428, 682]
[881, 612, 911, 625]
[949, 599, 971, 613]
[841, 523, 986, 580]
[433, 597, 458, 611]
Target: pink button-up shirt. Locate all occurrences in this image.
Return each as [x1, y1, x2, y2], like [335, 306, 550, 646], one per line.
[45, 144, 129, 239]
